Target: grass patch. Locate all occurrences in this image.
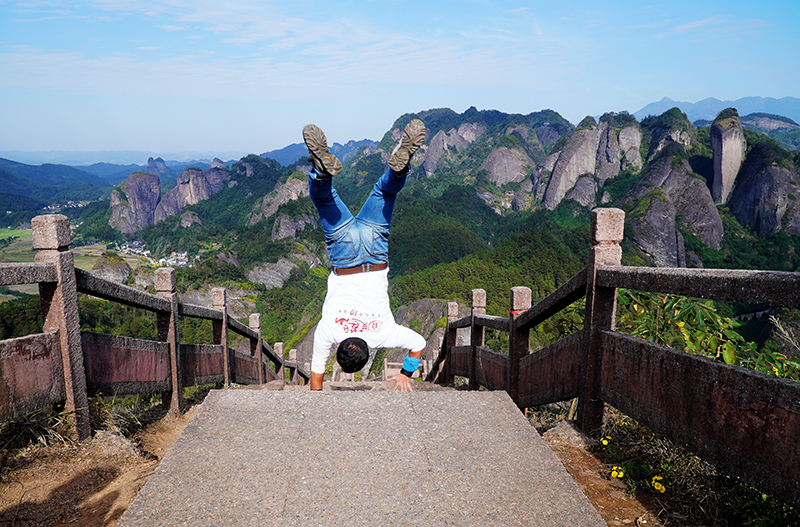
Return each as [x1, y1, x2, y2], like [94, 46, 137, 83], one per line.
[595, 407, 799, 526]
[528, 402, 800, 525]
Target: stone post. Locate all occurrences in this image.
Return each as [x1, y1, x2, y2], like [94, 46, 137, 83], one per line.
[155, 267, 182, 414]
[577, 208, 624, 432]
[249, 313, 263, 384]
[469, 289, 486, 390]
[289, 348, 298, 384]
[212, 288, 230, 387]
[274, 342, 285, 381]
[438, 301, 460, 386]
[508, 286, 532, 407]
[33, 214, 90, 440]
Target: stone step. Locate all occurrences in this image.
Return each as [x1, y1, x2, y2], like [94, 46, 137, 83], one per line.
[117, 387, 604, 526]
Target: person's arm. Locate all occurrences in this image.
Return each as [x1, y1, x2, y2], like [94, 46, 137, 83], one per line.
[310, 371, 324, 391]
[310, 324, 333, 391]
[388, 348, 424, 392]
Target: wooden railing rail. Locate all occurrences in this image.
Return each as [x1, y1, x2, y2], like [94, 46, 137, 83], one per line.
[597, 265, 800, 308]
[428, 207, 800, 508]
[516, 268, 587, 330]
[75, 267, 171, 313]
[0, 214, 308, 442]
[179, 302, 224, 320]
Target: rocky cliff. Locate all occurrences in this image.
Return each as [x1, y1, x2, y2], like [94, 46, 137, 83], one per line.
[248, 176, 310, 225]
[728, 162, 800, 237]
[423, 123, 485, 177]
[542, 120, 602, 209]
[109, 161, 232, 233]
[479, 147, 534, 187]
[624, 145, 722, 266]
[711, 109, 746, 204]
[91, 253, 132, 283]
[154, 164, 232, 223]
[533, 116, 642, 211]
[108, 172, 161, 235]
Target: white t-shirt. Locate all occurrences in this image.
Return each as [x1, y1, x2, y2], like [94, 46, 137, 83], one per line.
[311, 268, 426, 374]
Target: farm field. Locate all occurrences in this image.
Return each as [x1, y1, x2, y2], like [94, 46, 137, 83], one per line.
[0, 228, 146, 297]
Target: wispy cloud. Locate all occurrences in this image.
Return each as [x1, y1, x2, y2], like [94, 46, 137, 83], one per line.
[655, 14, 769, 39]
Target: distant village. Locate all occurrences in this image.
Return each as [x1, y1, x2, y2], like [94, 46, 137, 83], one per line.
[116, 240, 196, 268]
[42, 201, 87, 212]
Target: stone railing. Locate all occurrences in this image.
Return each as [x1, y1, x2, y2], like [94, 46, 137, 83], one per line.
[427, 208, 800, 508]
[0, 214, 308, 441]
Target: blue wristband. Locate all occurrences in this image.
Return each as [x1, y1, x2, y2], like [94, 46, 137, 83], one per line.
[401, 355, 421, 377]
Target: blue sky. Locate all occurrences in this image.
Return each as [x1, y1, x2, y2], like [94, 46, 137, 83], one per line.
[1, 0, 798, 161]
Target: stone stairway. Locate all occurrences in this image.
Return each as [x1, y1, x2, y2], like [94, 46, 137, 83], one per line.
[117, 383, 604, 526]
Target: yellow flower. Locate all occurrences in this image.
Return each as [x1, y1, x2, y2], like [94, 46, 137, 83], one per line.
[651, 475, 665, 493]
[773, 365, 780, 377]
[611, 466, 624, 478]
[601, 436, 611, 446]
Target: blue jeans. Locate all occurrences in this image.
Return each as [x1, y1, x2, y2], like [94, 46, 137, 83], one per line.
[309, 167, 407, 269]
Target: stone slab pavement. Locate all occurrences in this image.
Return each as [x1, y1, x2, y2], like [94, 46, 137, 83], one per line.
[117, 387, 605, 526]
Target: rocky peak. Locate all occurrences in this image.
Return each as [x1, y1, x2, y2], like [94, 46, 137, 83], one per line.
[211, 158, 226, 169]
[642, 108, 694, 160]
[146, 157, 168, 175]
[711, 108, 747, 204]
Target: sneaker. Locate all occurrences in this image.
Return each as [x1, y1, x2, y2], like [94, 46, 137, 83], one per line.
[303, 124, 342, 176]
[388, 119, 426, 173]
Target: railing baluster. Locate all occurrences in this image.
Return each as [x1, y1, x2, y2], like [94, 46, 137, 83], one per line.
[577, 208, 624, 431]
[249, 313, 263, 384]
[156, 267, 183, 414]
[508, 286, 532, 406]
[212, 288, 230, 387]
[33, 214, 90, 440]
[469, 289, 486, 390]
[274, 342, 284, 380]
[289, 348, 298, 384]
[440, 302, 459, 386]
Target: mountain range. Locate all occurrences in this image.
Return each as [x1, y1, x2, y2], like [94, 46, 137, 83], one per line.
[5, 99, 800, 368]
[3, 97, 800, 277]
[634, 96, 800, 124]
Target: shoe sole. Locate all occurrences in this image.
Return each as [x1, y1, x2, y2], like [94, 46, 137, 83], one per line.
[389, 119, 426, 172]
[303, 124, 342, 176]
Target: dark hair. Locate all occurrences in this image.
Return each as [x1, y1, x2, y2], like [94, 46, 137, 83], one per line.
[336, 337, 369, 373]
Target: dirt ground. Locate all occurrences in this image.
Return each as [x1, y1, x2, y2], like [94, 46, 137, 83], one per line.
[0, 406, 198, 527]
[542, 421, 663, 526]
[0, 403, 660, 526]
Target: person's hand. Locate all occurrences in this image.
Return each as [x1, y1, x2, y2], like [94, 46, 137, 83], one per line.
[388, 373, 414, 392]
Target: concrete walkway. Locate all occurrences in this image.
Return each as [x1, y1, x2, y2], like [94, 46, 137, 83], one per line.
[117, 386, 605, 526]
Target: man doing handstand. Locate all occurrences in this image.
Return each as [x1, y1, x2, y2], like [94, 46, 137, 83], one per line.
[304, 119, 427, 391]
